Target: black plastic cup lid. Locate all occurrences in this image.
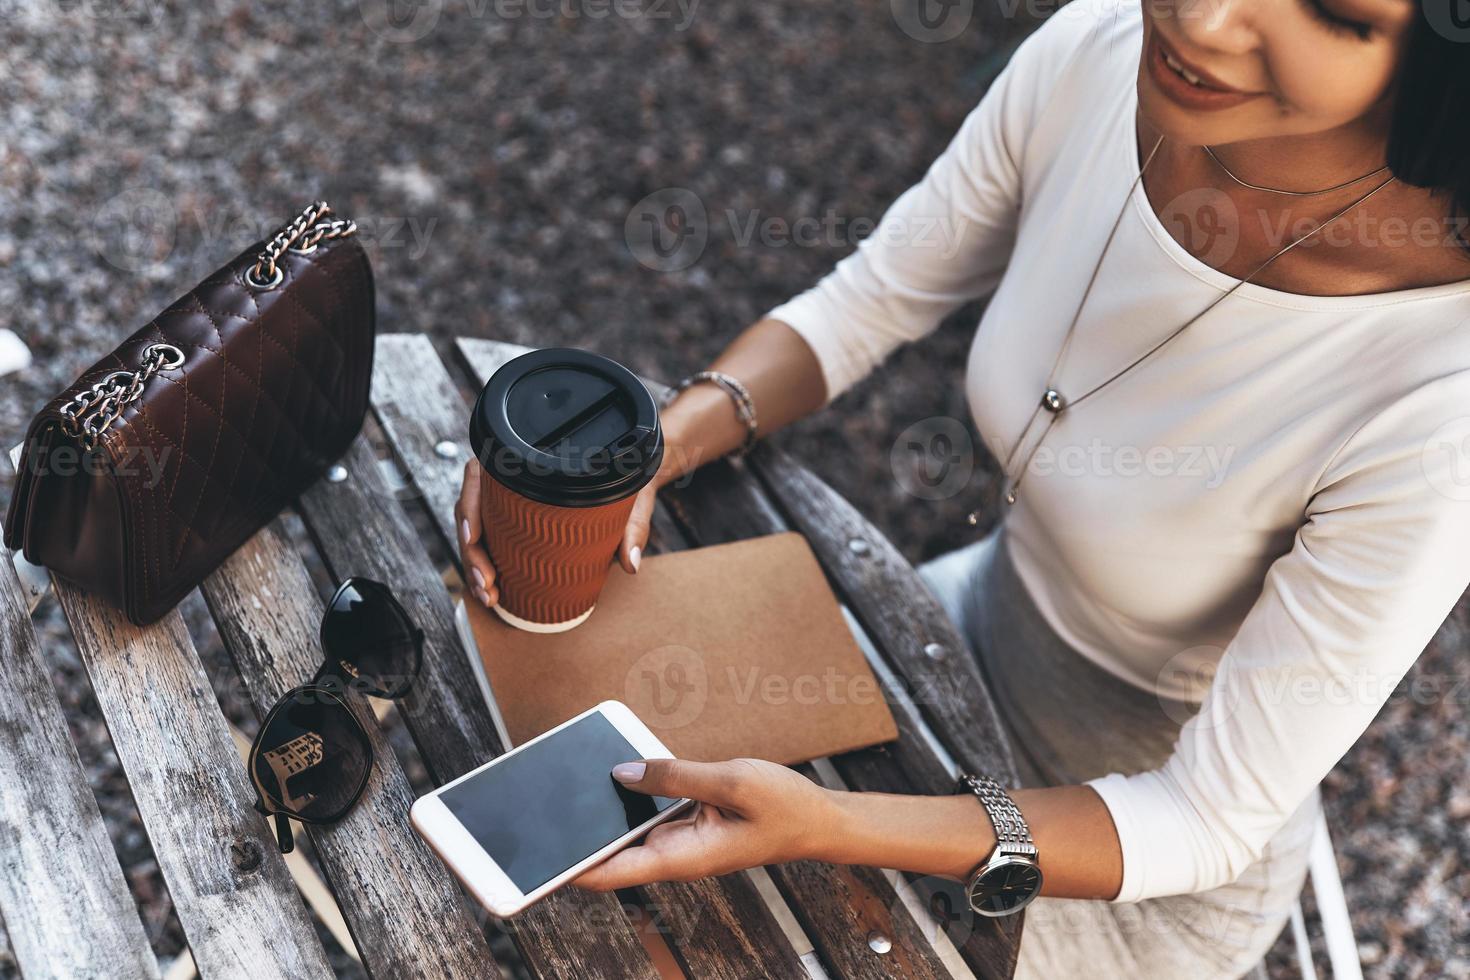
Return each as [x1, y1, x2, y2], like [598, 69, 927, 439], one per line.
[470, 348, 664, 508]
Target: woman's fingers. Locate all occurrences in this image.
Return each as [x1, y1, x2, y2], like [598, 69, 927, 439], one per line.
[456, 461, 498, 608]
[612, 758, 751, 809]
[572, 836, 679, 891]
[617, 484, 657, 574]
[573, 812, 710, 891]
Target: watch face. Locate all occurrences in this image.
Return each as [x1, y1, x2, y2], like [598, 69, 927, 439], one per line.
[968, 857, 1043, 917]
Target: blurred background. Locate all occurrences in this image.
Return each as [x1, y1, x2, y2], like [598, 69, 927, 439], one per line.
[0, 0, 1465, 977]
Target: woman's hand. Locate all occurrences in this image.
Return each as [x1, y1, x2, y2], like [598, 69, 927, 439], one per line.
[572, 758, 843, 890]
[454, 461, 661, 609]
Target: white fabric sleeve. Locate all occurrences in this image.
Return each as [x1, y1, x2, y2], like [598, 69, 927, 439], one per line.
[1088, 372, 1470, 902]
[765, 10, 1094, 403]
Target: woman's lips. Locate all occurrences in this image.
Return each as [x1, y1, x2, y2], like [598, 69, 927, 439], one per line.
[1144, 33, 1265, 111]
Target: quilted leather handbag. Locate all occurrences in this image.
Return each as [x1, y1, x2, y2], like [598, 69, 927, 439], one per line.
[5, 201, 375, 625]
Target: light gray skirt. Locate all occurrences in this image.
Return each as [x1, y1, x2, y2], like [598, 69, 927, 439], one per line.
[918, 524, 1320, 980]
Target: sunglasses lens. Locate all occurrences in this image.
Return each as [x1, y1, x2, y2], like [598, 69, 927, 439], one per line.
[251, 688, 372, 823]
[320, 578, 422, 699]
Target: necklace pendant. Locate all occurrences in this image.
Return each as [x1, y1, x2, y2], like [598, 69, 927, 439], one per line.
[1040, 388, 1067, 415]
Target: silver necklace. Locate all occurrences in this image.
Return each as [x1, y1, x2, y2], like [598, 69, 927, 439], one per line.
[1203, 144, 1390, 198]
[989, 133, 1396, 511]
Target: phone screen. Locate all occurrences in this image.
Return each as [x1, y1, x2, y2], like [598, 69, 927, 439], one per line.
[439, 711, 681, 892]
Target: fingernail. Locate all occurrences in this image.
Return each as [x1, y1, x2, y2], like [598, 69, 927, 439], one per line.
[629, 546, 642, 573]
[476, 588, 492, 607]
[471, 567, 486, 589]
[611, 762, 645, 784]
[460, 519, 471, 545]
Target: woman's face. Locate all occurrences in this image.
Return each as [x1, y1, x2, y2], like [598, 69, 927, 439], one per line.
[1137, 0, 1417, 149]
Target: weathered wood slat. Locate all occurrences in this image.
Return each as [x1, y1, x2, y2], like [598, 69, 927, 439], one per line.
[0, 535, 337, 980]
[294, 430, 661, 980]
[8, 444, 332, 978]
[455, 336, 939, 979]
[662, 454, 1024, 979]
[49, 593, 335, 979]
[199, 520, 501, 978]
[0, 550, 161, 980]
[771, 860, 951, 980]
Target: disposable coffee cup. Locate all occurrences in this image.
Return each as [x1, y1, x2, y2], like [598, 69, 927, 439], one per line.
[469, 348, 664, 633]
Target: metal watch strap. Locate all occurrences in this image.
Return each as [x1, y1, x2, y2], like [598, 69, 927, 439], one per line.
[955, 773, 1037, 859]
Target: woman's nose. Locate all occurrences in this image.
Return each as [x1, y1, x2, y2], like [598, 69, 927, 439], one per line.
[1166, 0, 1263, 58]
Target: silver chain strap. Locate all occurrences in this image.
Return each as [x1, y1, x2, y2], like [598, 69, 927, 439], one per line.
[956, 773, 1037, 855]
[58, 342, 186, 450]
[57, 202, 356, 450]
[245, 200, 357, 289]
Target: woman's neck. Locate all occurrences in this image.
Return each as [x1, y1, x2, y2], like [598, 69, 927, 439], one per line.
[1137, 113, 1470, 296]
[1202, 110, 1391, 196]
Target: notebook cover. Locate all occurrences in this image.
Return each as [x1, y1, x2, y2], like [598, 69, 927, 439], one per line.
[459, 532, 899, 764]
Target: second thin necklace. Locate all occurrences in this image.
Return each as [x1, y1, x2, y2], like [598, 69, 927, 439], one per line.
[992, 134, 1396, 509]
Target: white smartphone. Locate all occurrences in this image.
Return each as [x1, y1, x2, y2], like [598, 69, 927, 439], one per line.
[410, 700, 692, 917]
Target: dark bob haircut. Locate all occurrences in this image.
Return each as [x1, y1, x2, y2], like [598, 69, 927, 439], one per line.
[1387, 7, 1470, 250]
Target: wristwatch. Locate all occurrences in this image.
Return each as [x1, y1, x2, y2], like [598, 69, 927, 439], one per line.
[953, 773, 1043, 917]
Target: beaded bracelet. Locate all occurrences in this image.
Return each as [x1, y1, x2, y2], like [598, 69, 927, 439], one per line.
[668, 370, 759, 459]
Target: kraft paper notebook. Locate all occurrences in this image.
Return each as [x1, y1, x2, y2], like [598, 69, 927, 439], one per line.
[454, 531, 899, 764]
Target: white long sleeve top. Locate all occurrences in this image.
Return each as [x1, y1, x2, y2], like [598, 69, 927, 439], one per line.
[767, 0, 1470, 903]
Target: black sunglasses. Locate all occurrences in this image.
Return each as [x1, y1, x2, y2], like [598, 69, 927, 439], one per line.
[247, 577, 425, 853]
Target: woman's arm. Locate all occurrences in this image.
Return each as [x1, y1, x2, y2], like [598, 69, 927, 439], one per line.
[830, 782, 1123, 898]
[572, 757, 1125, 900]
[654, 317, 829, 487]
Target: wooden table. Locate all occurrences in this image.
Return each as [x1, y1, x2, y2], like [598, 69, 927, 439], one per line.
[1, 335, 1025, 979]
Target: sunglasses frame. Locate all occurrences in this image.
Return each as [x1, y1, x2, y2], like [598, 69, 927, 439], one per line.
[248, 684, 374, 851]
[246, 577, 425, 853]
[314, 576, 426, 700]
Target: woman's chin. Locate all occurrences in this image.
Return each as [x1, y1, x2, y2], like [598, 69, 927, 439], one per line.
[1136, 76, 1252, 149]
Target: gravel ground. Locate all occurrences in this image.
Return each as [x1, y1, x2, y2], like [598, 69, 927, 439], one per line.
[1, 1, 1465, 977]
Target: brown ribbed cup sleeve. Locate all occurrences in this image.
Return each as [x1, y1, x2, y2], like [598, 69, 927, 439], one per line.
[478, 471, 638, 628]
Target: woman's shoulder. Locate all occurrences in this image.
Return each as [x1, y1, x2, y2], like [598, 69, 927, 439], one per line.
[1006, 0, 1143, 84]
[986, 0, 1141, 163]
[975, 0, 1141, 189]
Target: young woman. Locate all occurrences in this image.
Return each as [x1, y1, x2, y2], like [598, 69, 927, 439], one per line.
[456, 1, 1470, 974]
